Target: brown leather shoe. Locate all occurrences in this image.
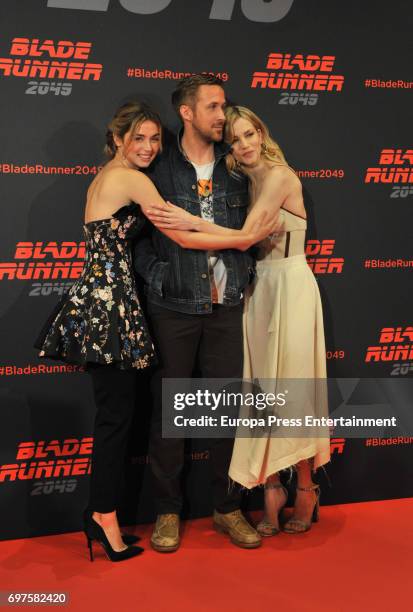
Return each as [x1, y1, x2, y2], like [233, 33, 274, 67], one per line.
[213, 510, 262, 549]
[150, 513, 180, 553]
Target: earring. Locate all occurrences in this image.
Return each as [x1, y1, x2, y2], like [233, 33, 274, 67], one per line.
[261, 143, 268, 154]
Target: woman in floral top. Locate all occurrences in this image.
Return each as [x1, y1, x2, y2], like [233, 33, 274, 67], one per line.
[36, 101, 166, 562]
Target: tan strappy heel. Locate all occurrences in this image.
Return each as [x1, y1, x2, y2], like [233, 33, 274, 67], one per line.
[283, 484, 320, 534]
[256, 482, 288, 536]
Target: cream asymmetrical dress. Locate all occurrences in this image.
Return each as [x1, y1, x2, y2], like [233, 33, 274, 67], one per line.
[228, 208, 330, 489]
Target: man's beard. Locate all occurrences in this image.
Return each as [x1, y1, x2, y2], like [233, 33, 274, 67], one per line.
[192, 120, 224, 143]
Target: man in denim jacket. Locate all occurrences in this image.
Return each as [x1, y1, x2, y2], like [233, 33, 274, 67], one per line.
[134, 74, 261, 552]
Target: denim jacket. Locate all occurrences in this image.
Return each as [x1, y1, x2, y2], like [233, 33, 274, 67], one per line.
[133, 132, 255, 314]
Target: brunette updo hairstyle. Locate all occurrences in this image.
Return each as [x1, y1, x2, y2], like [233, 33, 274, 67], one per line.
[104, 101, 162, 160]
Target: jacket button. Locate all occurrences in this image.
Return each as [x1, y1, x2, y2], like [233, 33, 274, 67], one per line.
[192, 185, 196, 190]
[201, 273, 207, 279]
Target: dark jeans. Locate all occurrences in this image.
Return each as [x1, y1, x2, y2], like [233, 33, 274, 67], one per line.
[147, 301, 243, 515]
[87, 365, 137, 513]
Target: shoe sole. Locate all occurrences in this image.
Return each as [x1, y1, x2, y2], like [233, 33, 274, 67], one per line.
[150, 540, 180, 553]
[213, 523, 262, 548]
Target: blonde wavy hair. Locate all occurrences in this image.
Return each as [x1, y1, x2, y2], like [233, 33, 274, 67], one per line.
[224, 105, 290, 175]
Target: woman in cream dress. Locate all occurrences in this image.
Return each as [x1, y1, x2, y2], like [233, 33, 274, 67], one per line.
[145, 106, 330, 535]
[225, 106, 330, 534]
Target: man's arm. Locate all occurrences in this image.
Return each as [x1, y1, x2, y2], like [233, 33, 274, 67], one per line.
[132, 163, 163, 284]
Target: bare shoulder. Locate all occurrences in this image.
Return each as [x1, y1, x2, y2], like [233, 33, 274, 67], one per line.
[261, 165, 301, 197]
[121, 167, 155, 188]
[269, 164, 301, 187]
[102, 165, 141, 180]
[102, 166, 155, 190]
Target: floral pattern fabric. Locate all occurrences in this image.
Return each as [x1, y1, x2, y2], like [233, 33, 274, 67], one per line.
[36, 203, 156, 370]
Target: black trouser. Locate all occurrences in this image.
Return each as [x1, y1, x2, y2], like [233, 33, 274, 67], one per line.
[147, 301, 243, 515]
[87, 365, 137, 513]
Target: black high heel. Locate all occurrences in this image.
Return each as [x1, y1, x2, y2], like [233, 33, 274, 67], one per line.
[83, 511, 144, 562]
[83, 510, 140, 546]
[86, 534, 94, 562]
[122, 533, 141, 545]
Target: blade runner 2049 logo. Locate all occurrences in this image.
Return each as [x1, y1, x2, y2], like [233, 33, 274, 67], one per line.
[0, 37, 103, 97]
[365, 149, 413, 200]
[251, 52, 345, 108]
[0, 241, 85, 297]
[365, 326, 413, 377]
[305, 239, 344, 274]
[0, 438, 92, 496]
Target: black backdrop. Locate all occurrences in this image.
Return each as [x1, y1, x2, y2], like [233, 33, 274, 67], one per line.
[0, 0, 412, 540]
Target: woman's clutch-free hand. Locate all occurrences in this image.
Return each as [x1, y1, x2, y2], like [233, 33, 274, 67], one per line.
[144, 201, 201, 231]
[248, 210, 282, 246]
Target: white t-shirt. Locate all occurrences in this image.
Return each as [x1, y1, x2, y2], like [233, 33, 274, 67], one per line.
[192, 161, 227, 304]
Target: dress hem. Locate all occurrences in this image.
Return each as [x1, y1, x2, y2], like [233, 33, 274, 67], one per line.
[229, 442, 330, 490]
[37, 351, 157, 371]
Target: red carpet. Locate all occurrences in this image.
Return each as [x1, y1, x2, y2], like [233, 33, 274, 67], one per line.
[0, 498, 411, 612]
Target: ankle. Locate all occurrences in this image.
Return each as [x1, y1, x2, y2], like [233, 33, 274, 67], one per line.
[296, 482, 317, 491]
[92, 511, 117, 528]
